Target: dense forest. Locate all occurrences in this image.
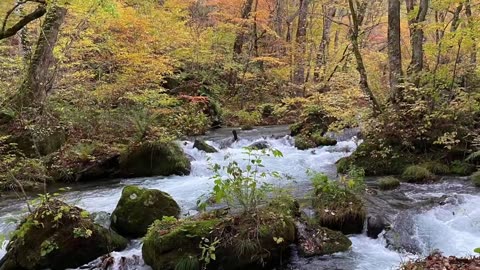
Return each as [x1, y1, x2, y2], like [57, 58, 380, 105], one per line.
[0, 0, 479, 269]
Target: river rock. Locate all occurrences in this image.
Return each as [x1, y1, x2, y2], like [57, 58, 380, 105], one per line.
[111, 186, 181, 238]
[119, 141, 191, 177]
[143, 207, 296, 270]
[248, 140, 270, 150]
[296, 220, 351, 256]
[314, 192, 366, 234]
[193, 139, 218, 153]
[366, 215, 388, 239]
[0, 200, 127, 270]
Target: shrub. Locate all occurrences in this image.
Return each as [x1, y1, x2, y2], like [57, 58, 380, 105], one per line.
[420, 161, 450, 175]
[450, 160, 476, 176]
[472, 171, 480, 187]
[378, 177, 400, 190]
[294, 135, 316, 150]
[401, 166, 434, 183]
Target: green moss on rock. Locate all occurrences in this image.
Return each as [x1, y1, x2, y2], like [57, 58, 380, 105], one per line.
[296, 221, 351, 256]
[378, 177, 401, 190]
[471, 171, 480, 187]
[295, 136, 316, 150]
[111, 186, 181, 238]
[0, 200, 127, 270]
[449, 161, 476, 176]
[311, 133, 337, 146]
[313, 192, 366, 234]
[142, 218, 221, 270]
[193, 140, 218, 153]
[420, 161, 450, 175]
[401, 166, 434, 183]
[338, 141, 411, 176]
[120, 141, 191, 177]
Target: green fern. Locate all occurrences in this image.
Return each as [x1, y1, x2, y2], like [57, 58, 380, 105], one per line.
[466, 151, 480, 162]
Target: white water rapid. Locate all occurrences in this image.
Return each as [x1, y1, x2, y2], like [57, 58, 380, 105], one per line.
[0, 126, 478, 270]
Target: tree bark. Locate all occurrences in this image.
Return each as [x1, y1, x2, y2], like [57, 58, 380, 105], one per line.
[348, 0, 381, 114]
[313, 5, 336, 82]
[293, 0, 309, 86]
[388, 0, 403, 101]
[273, 0, 285, 37]
[12, 4, 67, 109]
[233, 0, 255, 57]
[406, 0, 428, 76]
[465, 0, 476, 66]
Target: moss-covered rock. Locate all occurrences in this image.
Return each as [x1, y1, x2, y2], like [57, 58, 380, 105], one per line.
[193, 140, 218, 153]
[378, 177, 401, 190]
[0, 200, 127, 270]
[401, 166, 434, 183]
[471, 171, 480, 187]
[313, 192, 366, 234]
[142, 218, 221, 270]
[337, 141, 411, 176]
[311, 133, 337, 146]
[295, 135, 316, 150]
[420, 161, 450, 175]
[296, 221, 351, 256]
[111, 186, 181, 238]
[120, 141, 191, 177]
[449, 161, 476, 176]
[142, 207, 296, 270]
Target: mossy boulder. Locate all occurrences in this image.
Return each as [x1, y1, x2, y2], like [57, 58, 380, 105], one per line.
[0, 200, 127, 270]
[111, 186, 181, 238]
[142, 218, 222, 270]
[471, 171, 480, 187]
[313, 192, 366, 234]
[120, 141, 191, 177]
[311, 133, 337, 146]
[378, 177, 401, 190]
[142, 207, 296, 270]
[337, 141, 411, 176]
[449, 161, 476, 176]
[401, 166, 434, 183]
[294, 134, 337, 150]
[193, 140, 218, 153]
[296, 221, 351, 256]
[7, 128, 66, 157]
[295, 135, 316, 150]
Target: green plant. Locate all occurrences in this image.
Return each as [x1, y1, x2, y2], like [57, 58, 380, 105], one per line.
[475, 247, 480, 254]
[310, 166, 365, 201]
[236, 110, 261, 129]
[73, 227, 93, 239]
[175, 256, 200, 270]
[401, 165, 434, 183]
[201, 148, 283, 214]
[378, 177, 400, 190]
[420, 161, 450, 175]
[199, 237, 220, 268]
[71, 142, 97, 162]
[40, 240, 59, 256]
[472, 171, 480, 187]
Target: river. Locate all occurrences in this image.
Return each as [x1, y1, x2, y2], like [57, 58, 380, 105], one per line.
[0, 126, 478, 269]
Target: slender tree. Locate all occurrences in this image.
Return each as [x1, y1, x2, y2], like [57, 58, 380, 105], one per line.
[406, 0, 429, 76]
[313, 4, 336, 82]
[233, 0, 255, 57]
[348, 0, 381, 114]
[293, 0, 309, 86]
[388, 0, 403, 101]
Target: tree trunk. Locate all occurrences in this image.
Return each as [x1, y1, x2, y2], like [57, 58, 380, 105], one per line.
[293, 0, 309, 86]
[313, 5, 336, 82]
[273, 0, 285, 37]
[406, 0, 428, 76]
[465, 0, 476, 66]
[233, 0, 255, 57]
[388, 0, 403, 101]
[348, 0, 381, 114]
[12, 4, 67, 109]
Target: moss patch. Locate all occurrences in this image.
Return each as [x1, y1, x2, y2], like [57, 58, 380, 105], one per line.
[401, 166, 434, 183]
[0, 200, 127, 270]
[296, 221, 351, 256]
[471, 171, 480, 187]
[111, 186, 181, 238]
[420, 161, 450, 175]
[120, 141, 191, 177]
[449, 161, 476, 176]
[193, 140, 217, 153]
[313, 191, 366, 234]
[378, 177, 401, 190]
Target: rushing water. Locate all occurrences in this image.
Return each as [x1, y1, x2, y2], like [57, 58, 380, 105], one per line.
[0, 126, 478, 270]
